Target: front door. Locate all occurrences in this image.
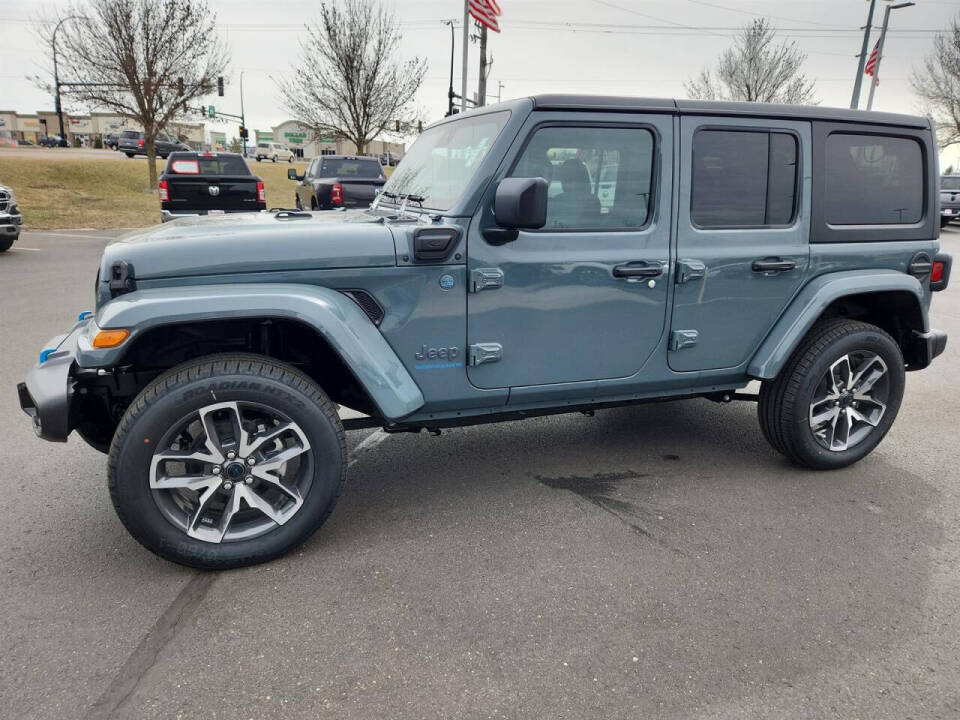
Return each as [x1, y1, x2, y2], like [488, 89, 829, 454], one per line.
[467, 114, 673, 390]
[669, 116, 811, 372]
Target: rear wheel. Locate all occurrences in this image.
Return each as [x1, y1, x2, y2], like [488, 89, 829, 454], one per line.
[941, 216, 951, 228]
[272, 155, 278, 163]
[108, 354, 346, 569]
[758, 319, 905, 470]
[0, 236, 15, 252]
[125, 152, 135, 158]
[287, 156, 293, 163]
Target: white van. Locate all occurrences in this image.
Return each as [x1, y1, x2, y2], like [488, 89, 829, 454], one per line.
[255, 141, 294, 163]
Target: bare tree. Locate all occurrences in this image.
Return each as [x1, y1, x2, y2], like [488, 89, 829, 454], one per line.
[278, 0, 427, 155]
[686, 19, 816, 105]
[39, 0, 228, 187]
[913, 16, 960, 148]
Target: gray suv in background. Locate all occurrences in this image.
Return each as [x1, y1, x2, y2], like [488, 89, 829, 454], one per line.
[0, 183, 23, 251]
[118, 130, 190, 158]
[17, 96, 953, 569]
[941, 174, 960, 227]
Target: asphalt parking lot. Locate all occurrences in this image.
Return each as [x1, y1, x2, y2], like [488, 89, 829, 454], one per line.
[1, 229, 959, 719]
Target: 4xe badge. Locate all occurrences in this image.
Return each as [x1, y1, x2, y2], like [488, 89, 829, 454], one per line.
[439, 274, 455, 290]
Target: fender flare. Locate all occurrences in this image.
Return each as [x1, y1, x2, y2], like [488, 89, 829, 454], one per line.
[80, 283, 425, 421]
[747, 270, 925, 380]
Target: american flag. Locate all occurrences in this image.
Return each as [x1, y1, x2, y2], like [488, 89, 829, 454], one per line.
[864, 40, 880, 82]
[469, 0, 502, 33]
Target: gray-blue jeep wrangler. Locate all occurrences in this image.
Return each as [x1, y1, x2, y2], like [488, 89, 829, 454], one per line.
[18, 96, 952, 568]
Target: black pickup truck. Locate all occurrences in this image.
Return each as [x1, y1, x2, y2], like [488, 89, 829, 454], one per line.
[288, 155, 386, 210]
[159, 152, 266, 222]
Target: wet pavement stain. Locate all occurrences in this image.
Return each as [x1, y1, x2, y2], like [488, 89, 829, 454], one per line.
[534, 470, 686, 555]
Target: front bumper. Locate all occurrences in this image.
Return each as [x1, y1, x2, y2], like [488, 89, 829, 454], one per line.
[17, 321, 88, 442]
[161, 208, 265, 222]
[0, 211, 23, 235]
[908, 329, 948, 371]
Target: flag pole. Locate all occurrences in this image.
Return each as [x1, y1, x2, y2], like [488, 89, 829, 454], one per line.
[461, 0, 470, 112]
[850, 0, 877, 109]
[866, 2, 915, 111]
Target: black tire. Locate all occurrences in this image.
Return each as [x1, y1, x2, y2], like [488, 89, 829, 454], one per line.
[272, 155, 278, 163]
[295, 195, 303, 210]
[256, 156, 262, 162]
[0, 236, 15, 252]
[108, 353, 346, 569]
[125, 152, 135, 158]
[941, 216, 951, 228]
[287, 156, 293, 163]
[757, 319, 905, 470]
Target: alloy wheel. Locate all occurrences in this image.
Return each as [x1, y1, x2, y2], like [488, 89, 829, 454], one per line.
[149, 401, 313, 543]
[808, 352, 889, 452]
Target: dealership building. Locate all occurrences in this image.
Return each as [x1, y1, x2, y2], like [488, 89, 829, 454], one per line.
[0, 110, 204, 148]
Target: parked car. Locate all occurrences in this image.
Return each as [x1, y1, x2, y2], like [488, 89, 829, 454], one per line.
[16, 139, 36, 147]
[37, 135, 66, 148]
[158, 151, 265, 222]
[0, 183, 23, 251]
[289, 155, 386, 210]
[103, 133, 119, 150]
[940, 174, 960, 227]
[379, 151, 402, 166]
[255, 141, 294, 163]
[118, 130, 190, 158]
[18, 96, 952, 569]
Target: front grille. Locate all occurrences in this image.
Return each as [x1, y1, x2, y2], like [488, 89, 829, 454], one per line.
[341, 290, 385, 326]
[0, 191, 8, 213]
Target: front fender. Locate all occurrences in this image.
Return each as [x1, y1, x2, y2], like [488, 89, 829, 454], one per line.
[81, 283, 425, 421]
[747, 270, 925, 380]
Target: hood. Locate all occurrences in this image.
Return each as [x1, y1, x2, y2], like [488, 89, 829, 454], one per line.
[99, 209, 397, 287]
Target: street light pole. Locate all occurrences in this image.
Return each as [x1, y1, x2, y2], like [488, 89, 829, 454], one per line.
[866, 2, 915, 111]
[851, 0, 878, 109]
[240, 70, 246, 156]
[461, 0, 469, 112]
[52, 15, 80, 145]
[443, 20, 456, 116]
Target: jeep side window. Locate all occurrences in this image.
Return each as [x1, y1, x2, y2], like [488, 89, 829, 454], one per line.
[691, 129, 798, 228]
[824, 134, 923, 225]
[509, 126, 655, 230]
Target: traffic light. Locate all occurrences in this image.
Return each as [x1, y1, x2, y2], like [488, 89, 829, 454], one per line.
[176, 77, 184, 96]
[217, 77, 224, 96]
[239, 126, 248, 139]
[417, 120, 423, 133]
[395, 119, 401, 132]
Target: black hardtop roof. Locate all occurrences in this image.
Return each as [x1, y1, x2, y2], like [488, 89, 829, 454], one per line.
[317, 155, 381, 161]
[528, 94, 929, 129]
[168, 151, 243, 158]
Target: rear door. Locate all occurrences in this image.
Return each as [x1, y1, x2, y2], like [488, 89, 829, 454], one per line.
[466, 113, 673, 390]
[669, 116, 811, 372]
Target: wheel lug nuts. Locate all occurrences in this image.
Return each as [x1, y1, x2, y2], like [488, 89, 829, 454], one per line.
[246, 457, 256, 465]
[245, 476, 254, 485]
[212, 466, 221, 474]
[226, 451, 236, 460]
[222, 481, 233, 490]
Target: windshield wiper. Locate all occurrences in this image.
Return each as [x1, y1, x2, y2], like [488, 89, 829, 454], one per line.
[374, 190, 426, 218]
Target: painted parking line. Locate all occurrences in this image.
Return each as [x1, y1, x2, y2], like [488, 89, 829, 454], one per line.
[28, 232, 120, 240]
[348, 429, 389, 467]
[10, 246, 42, 252]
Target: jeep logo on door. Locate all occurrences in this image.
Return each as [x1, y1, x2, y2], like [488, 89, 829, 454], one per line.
[208, 185, 220, 196]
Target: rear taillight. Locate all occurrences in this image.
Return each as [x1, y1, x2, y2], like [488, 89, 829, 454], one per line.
[331, 183, 343, 205]
[138, 138, 144, 148]
[256, 181, 265, 202]
[158, 179, 169, 202]
[931, 261, 944, 284]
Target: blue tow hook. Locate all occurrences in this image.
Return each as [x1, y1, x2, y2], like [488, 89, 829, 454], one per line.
[39, 348, 57, 364]
[78, 310, 93, 321]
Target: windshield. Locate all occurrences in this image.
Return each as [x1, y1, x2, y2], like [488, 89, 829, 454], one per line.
[943, 176, 960, 190]
[380, 111, 510, 210]
[321, 158, 384, 178]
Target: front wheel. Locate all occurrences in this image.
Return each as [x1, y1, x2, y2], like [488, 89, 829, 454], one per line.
[0, 236, 15, 252]
[125, 152, 135, 158]
[287, 156, 293, 163]
[108, 354, 346, 569]
[758, 319, 905, 470]
[941, 216, 951, 228]
[272, 155, 278, 163]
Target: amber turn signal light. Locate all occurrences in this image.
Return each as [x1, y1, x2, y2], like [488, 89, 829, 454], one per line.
[92, 328, 130, 348]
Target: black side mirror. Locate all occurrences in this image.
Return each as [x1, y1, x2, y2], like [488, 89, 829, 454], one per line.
[287, 168, 301, 181]
[485, 177, 548, 245]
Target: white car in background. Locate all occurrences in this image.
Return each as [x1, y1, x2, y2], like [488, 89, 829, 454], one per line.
[255, 142, 295, 163]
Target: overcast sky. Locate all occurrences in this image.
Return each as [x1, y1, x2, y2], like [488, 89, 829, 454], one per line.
[5, 0, 960, 161]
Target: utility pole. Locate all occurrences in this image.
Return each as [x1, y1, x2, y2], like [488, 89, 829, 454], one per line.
[443, 20, 456, 116]
[477, 25, 488, 108]
[866, 2, 915, 110]
[851, 0, 878, 109]
[461, 0, 469, 112]
[240, 70, 246, 157]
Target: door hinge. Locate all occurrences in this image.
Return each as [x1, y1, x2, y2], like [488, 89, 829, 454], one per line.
[676, 259, 706, 284]
[670, 330, 699, 351]
[468, 342, 503, 366]
[469, 267, 504, 293]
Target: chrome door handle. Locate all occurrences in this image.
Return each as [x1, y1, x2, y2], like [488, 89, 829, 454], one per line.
[613, 262, 663, 279]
